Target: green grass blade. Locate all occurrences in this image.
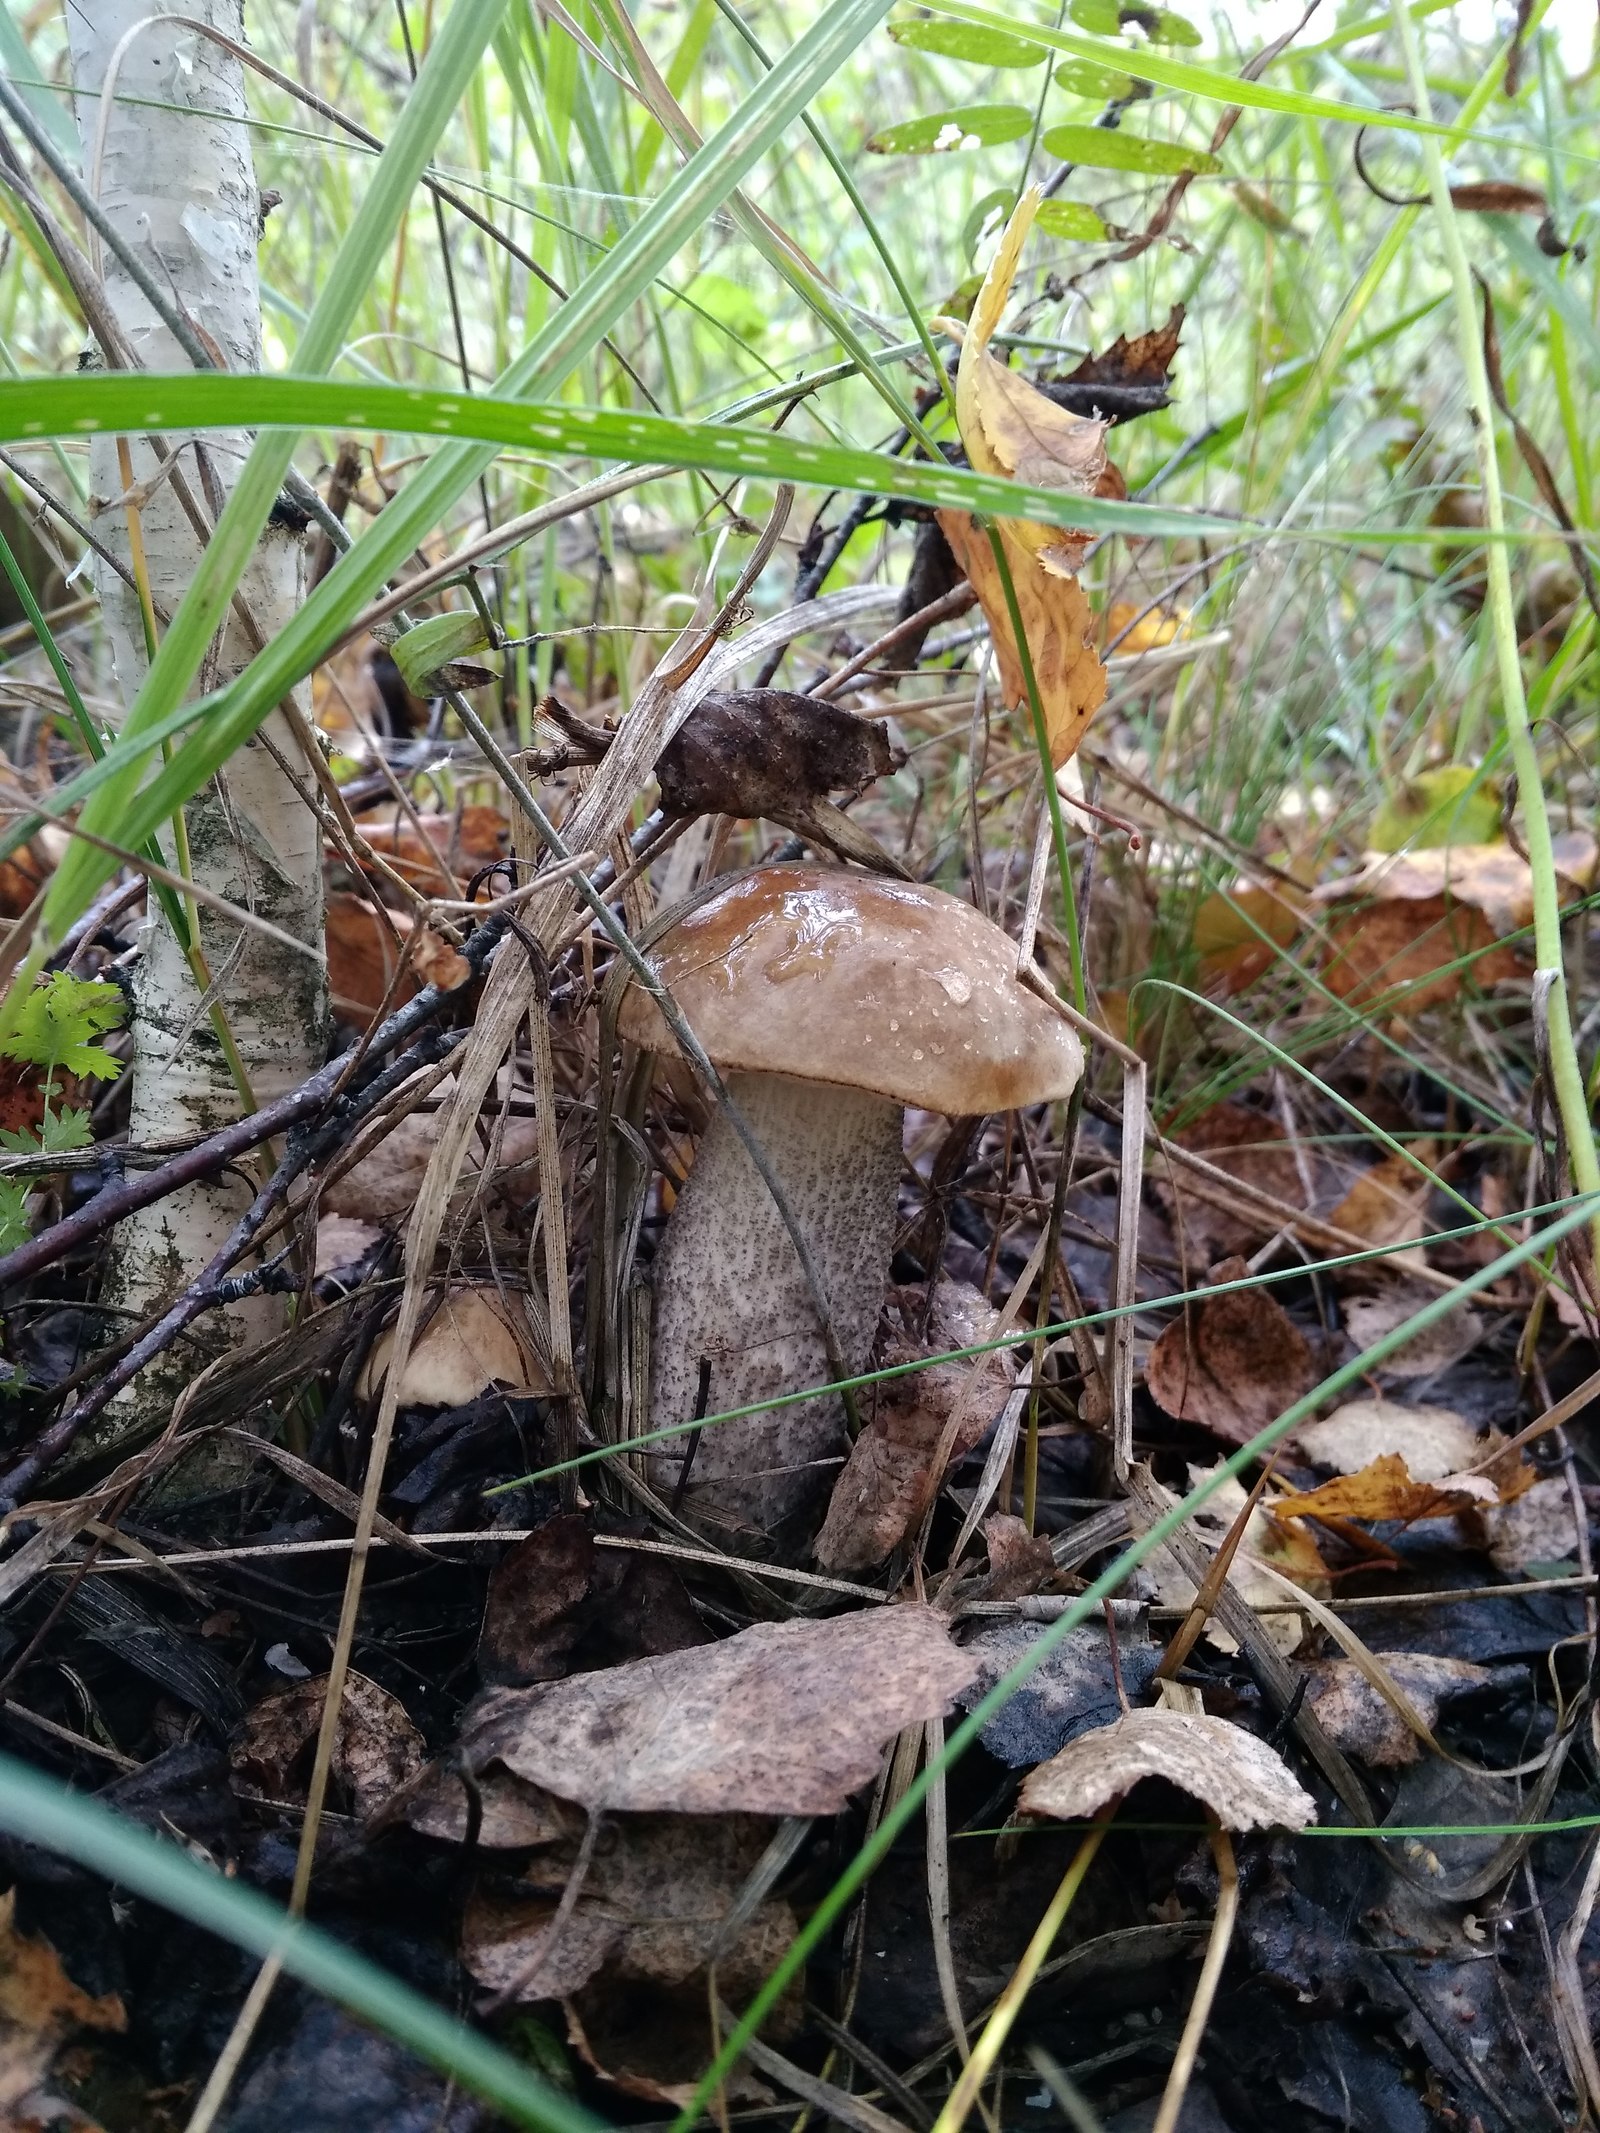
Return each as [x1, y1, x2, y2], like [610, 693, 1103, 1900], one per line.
[36, 0, 902, 941]
[0, 1752, 605, 2133]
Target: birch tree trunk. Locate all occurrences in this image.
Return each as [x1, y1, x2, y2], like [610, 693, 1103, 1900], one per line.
[68, 4, 326, 1453]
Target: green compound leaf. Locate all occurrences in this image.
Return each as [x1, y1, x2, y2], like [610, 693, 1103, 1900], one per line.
[888, 11, 1049, 63]
[1040, 121, 1222, 173]
[1034, 198, 1109, 240]
[867, 102, 1033, 151]
[0, 973, 124, 1082]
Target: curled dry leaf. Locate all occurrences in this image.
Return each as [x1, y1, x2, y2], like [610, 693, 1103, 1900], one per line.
[563, 1987, 778, 2111]
[230, 1670, 424, 1820]
[1054, 303, 1186, 417]
[0, 1889, 125, 2126]
[933, 186, 1108, 766]
[357, 1287, 549, 1407]
[1273, 1451, 1499, 1525]
[458, 1606, 977, 1817]
[1305, 1653, 1496, 1769]
[478, 1511, 709, 1688]
[1020, 1707, 1316, 1832]
[816, 1277, 1009, 1573]
[461, 1813, 797, 2006]
[1144, 1256, 1316, 1445]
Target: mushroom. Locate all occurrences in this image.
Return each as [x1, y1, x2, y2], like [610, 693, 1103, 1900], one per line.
[617, 865, 1083, 1536]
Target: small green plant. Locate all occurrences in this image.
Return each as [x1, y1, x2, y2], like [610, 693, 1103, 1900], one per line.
[0, 972, 124, 1250]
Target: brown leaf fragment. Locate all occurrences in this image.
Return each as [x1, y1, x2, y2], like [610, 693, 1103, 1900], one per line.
[657, 690, 899, 826]
[357, 1287, 549, 1407]
[1326, 1149, 1433, 1251]
[1020, 1707, 1316, 1831]
[390, 1760, 579, 1850]
[325, 892, 417, 1027]
[1144, 1258, 1315, 1445]
[1158, 1102, 1310, 1261]
[936, 510, 1107, 765]
[0, 1890, 125, 2126]
[563, 1987, 778, 2109]
[479, 1513, 710, 1686]
[461, 1606, 977, 1817]
[1273, 1451, 1497, 1526]
[1448, 179, 1548, 214]
[230, 1670, 425, 1820]
[817, 1279, 1009, 1573]
[462, 1813, 796, 2005]
[1305, 1654, 1494, 1768]
[1340, 1289, 1486, 1380]
[1055, 303, 1186, 420]
[967, 1512, 1055, 1604]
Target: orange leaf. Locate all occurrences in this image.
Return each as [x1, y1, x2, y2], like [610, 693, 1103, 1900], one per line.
[1274, 1451, 1496, 1524]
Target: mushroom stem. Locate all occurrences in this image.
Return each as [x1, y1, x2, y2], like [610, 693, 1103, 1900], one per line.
[647, 1071, 903, 1536]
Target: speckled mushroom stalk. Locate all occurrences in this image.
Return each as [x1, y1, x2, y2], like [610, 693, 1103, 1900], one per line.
[618, 867, 1084, 1540]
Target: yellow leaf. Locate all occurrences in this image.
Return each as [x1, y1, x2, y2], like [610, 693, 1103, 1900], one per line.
[1104, 598, 1188, 652]
[938, 510, 1106, 765]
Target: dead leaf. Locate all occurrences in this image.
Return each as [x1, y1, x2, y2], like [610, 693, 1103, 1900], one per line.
[357, 1287, 549, 1407]
[462, 1813, 796, 2005]
[313, 1213, 384, 1284]
[657, 689, 902, 842]
[1157, 1104, 1310, 1261]
[1191, 883, 1304, 995]
[393, 1758, 579, 1849]
[312, 634, 387, 738]
[1305, 1654, 1494, 1768]
[967, 1511, 1055, 1604]
[0, 1890, 124, 2126]
[957, 1619, 1162, 1766]
[1273, 1451, 1498, 1525]
[1487, 1476, 1580, 1572]
[1317, 832, 1597, 1011]
[0, 750, 64, 920]
[1020, 1707, 1316, 1831]
[479, 1513, 709, 1687]
[1144, 1256, 1316, 1444]
[325, 892, 417, 1026]
[1142, 1463, 1328, 1655]
[1103, 598, 1187, 652]
[352, 805, 508, 895]
[1448, 179, 1549, 215]
[936, 510, 1107, 766]
[231, 1671, 425, 1820]
[1326, 1149, 1433, 1252]
[563, 1986, 779, 2109]
[1341, 1287, 1484, 1380]
[1296, 1397, 1489, 1481]
[1055, 303, 1185, 420]
[458, 1606, 977, 1817]
[817, 1279, 1009, 1573]
[322, 1073, 540, 1223]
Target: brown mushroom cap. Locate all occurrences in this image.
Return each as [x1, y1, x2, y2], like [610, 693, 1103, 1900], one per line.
[617, 866, 1083, 1115]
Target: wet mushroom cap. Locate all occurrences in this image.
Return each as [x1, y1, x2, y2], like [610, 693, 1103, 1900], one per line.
[616, 865, 1084, 1112]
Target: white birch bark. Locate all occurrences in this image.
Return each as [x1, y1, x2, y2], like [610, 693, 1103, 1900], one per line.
[68, 4, 326, 1447]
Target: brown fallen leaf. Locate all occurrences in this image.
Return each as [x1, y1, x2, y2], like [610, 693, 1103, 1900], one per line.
[1157, 1102, 1312, 1261]
[1487, 1475, 1581, 1572]
[1326, 1148, 1434, 1252]
[1341, 1286, 1485, 1381]
[357, 1286, 549, 1407]
[1020, 1707, 1316, 1831]
[1317, 831, 1598, 1011]
[1052, 303, 1186, 422]
[458, 1606, 977, 1817]
[1144, 1257, 1316, 1444]
[352, 804, 508, 895]
[966, 1511, 1055, 1605]
[563, 1986, 779, 2110]
[391, 1758, 579, 1849]
[231, 1670, 425, 1820]
[325, 891, 417, 1027]
[1305, 1654, 1494, 1768]
[1142, 1463, 1329, 1656]
[816, 1278, 1009, 1573]
[0, 1890, 125, 2128]
[462, 1813, 796, 2006]
[936, 510, 1107, 766]
[479, 1512, 709, 1687]
[1272, 1451, 1497, 1526]
[0, 750, 62, 920]
[321, 1072, 540, 1223]
[1191, 881, 1304, 995]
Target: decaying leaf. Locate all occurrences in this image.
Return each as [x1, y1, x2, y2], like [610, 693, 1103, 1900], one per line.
[0, 1890, 125, 2127]
[478, 1512, 709, 1687]
[352, 805, 508, 895]
[1052, 303, 1185, 422]
[1273, 1451, 1498, 1526]
[0, 751, 63, 920]
[816, 1278, 1010, 1572]
[936, 511, 1107, 766]
[322, 1073, 540, 1223]
[1141, 1463, 1329, 1655]
[1156, 1104, 1311, 1261]
[231, 1670, 425, 1819]
[1340, 1288, 1485, 1380]
[932, 186, 1109, 765]
[1191, 882, 1305, 995]
[563, 1987, 778, 2110]
[958, 1618, 1162, 1767]
[325, 892, 417, 1026]
[357, 1287, 549, 1407]
[462, 1813, 796, 2005]
[458, 1607, 977, 1817]
[1326, 1149, 1433, 1253]
[1020, 1707, 1316, 1831]
[1305, 1653, 1496, 1768]
[1487, 1475, 1581, 1573]
[1295, 1397, 1492, 1483]
[392, 1758, 579, 1849]
[1317, 831, 1598, 1011]
[1145, 1256, 1316, 1443]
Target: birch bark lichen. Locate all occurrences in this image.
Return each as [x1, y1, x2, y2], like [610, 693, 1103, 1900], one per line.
[68, 4, 326, 1448]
